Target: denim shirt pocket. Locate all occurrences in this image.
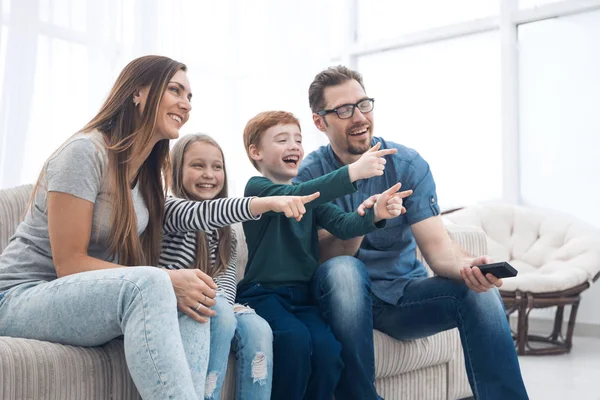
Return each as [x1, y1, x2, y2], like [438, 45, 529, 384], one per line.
[366, 215, 406, 250]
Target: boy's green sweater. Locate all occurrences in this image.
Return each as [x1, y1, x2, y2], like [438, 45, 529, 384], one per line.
[239, 165, 385, 289]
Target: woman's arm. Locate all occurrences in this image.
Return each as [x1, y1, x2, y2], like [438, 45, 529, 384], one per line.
[49, 191, 219, 322]
[48, 191, 122, 277]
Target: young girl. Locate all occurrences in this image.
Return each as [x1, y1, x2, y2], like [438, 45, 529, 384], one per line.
[160, 134, 317, 399]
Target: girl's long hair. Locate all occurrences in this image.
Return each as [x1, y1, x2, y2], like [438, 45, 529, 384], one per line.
[170, 134, 233, 277]
[30, 55, 186, 266]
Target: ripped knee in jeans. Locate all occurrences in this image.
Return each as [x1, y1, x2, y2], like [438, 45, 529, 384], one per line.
[251, 351, 268, 385]
[233, 303, 256, 314]
[204, 371, 219, 399]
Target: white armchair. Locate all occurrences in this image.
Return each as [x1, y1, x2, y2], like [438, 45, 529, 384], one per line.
[445, 203, 600, 355]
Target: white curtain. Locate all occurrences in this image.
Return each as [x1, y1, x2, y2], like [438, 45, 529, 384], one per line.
[0, 0, 338, 194]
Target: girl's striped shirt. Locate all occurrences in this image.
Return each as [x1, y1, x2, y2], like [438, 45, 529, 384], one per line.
[159, 196, 259, 304]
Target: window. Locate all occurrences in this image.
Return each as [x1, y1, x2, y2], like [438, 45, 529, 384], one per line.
[519, 10, 600, 226]
[357, 32, 502, 209]
[357, 0, 498, 42]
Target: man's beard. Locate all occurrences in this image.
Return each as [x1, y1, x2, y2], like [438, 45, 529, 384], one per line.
[346, 136, 371, 155]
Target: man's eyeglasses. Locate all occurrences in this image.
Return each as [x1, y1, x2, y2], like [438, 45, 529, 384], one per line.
[316, 98, 375, 120]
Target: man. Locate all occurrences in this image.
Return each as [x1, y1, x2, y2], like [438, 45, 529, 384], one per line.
[294, 66, 529, 400]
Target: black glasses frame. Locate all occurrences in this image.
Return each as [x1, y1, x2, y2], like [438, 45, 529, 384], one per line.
[316, 98, 375, 119]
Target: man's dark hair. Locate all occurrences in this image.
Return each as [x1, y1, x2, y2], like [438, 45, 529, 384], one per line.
[308, 65, 366, 113]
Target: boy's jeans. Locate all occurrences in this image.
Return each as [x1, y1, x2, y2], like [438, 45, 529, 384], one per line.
[311, 256, 529, 400]
[205, 295, 273, 400]
[0, 267, 210, 400]
[237, 283, 343, 400]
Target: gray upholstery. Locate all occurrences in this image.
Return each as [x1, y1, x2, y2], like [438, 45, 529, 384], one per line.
[0, 184, 477, 399]
[0, 184, 33, 252]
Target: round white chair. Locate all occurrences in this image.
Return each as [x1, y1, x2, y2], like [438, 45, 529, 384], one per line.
[444, 203, 600, 355]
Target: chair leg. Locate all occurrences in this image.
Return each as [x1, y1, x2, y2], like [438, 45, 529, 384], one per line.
[517, 297, 528, 355]
[565, 300, 580, 351]
[550, 306, 564, 341]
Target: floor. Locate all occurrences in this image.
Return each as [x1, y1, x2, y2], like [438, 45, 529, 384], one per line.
[518, 336, 600, 400]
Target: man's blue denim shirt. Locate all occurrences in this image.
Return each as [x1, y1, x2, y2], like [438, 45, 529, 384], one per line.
[294, 137, 440, 304]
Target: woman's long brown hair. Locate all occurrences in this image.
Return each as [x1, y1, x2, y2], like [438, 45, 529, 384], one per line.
[170, 134, 233, 277]
[30, 55, 186, 266]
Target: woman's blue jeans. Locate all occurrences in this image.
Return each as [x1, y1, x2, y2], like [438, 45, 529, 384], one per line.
[0, 267, 210, 399]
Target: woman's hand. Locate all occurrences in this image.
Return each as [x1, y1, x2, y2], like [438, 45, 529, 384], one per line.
[165, 268, 218, 323]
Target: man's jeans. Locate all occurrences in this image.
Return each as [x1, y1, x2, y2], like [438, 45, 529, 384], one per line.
[311, 256, 529, 400]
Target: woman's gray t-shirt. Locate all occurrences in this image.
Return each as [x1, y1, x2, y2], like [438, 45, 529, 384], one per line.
[0, 131, 149, 292]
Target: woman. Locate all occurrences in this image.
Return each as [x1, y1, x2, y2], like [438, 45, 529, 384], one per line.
[0, 55, 215, 399]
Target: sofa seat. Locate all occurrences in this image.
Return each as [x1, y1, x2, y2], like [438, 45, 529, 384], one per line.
[374, 329, 456, 377]
[374, 329, 459, 400]
[0, 185, 479, 399]
[0, 337, 139, 400]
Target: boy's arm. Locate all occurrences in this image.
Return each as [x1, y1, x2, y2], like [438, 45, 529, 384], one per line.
[163, 196, 258, 234]
[245, 166, 356, 209]
[315, 204, 386, 241]
[295, 159, 365, 261]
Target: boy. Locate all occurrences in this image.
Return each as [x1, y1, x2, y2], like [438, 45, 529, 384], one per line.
[236, 111, 412, 400]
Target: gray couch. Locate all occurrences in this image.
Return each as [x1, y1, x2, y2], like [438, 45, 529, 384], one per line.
[0, 184, 477, 399]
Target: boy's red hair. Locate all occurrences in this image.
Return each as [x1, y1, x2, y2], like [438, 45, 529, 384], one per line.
[243, 111, 300, 170]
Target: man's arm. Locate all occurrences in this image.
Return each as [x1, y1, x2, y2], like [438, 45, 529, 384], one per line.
[411, 215, 503, 292]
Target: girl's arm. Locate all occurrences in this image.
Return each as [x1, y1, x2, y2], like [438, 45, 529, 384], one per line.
[164, 193, 322, 234]
[163, 196, 258, 234]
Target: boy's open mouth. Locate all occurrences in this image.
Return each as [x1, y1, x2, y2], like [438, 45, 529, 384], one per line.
[282, 155, 299, 167]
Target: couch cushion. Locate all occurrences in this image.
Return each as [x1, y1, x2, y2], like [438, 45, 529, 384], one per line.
[374, 328, 457, 378]
[0, 184, 33, 253]
[0, 336, 116, 400]
[376, 363, 448, 400]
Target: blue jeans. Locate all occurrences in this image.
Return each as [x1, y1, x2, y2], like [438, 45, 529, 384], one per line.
[0, 267, 210, 400]
[205, 295, 273, 399]
[311, 256, 529, 400]
[237, 283, 343, 400]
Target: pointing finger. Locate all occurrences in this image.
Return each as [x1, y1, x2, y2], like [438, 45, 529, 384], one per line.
[383, 182, 402, 196]
[367, 142, 381, 152]
[301, 192, 320, 204]
[394, 189, 413, 199]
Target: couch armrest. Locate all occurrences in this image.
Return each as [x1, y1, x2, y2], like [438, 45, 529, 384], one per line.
[0, 184, 34, 253]
[417, 223, 488, 277]
[444, 223, 488, 258]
